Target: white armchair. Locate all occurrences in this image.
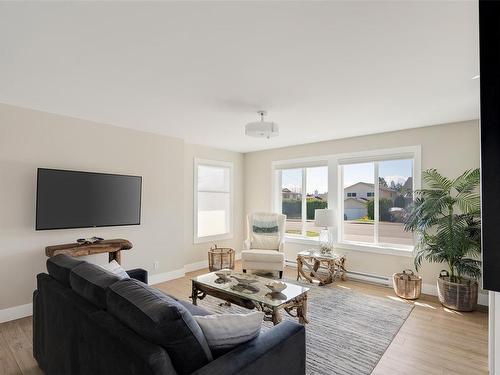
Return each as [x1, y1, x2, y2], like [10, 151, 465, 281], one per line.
[242, 213, 286, 278]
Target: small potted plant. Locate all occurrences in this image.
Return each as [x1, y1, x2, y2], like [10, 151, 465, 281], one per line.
[404, 168, 481, 311]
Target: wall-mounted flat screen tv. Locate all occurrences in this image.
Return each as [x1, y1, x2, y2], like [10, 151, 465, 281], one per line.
[36, 168, 142, 230]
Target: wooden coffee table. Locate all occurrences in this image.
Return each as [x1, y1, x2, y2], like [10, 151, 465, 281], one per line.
[297, 250, 346, 286]
[191, 272, 309, 325]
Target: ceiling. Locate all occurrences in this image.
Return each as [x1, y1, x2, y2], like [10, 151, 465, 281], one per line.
[0, 1, 479, 153]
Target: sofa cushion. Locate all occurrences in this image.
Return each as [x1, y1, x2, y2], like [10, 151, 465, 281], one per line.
[70, 262, 121, 309]
[241, 249, 285, 262]
[46, 254, 84, 287]
[106, 279, 212, 375]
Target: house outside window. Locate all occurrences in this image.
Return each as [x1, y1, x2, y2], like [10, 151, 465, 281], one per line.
[194, 158, 233, 243]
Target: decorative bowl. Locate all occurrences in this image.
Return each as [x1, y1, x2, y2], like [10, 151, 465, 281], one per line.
[230, 275, 258, 286]
[265, 281, 287, 293]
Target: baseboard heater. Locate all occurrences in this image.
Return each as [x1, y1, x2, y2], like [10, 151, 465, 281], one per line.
[285, 260, 391, 287]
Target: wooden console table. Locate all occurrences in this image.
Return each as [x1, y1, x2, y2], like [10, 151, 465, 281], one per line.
[297, 250, 346, 286]
[45, 238, 132, 265]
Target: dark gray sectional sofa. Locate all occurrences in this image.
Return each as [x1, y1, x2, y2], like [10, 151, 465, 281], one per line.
[33, 254, 306, 375]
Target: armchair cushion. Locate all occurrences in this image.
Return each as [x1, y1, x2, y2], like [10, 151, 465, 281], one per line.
[251, 234, 280, 250]
[241, 249, 285, 263]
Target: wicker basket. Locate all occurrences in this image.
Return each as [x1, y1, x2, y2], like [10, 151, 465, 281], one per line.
[392, 269, 422, 300]
[437, 270, 478, 312]
[208, 245, 235, 272]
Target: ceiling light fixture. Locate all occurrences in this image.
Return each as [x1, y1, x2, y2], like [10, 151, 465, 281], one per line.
[245, 111, 279, 139]
[472, 75, 480, 80]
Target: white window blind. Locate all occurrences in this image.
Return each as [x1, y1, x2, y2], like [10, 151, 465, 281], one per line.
[194, 159, 233, 242]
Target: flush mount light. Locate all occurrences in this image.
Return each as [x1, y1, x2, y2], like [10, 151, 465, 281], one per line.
[245, 111, 279, 139]
[472, 75, 480, 80]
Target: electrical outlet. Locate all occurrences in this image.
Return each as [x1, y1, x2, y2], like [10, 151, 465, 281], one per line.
[153, 261, 159, 270]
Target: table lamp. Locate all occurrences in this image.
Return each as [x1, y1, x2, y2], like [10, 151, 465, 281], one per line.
[314, 209, 335, 254]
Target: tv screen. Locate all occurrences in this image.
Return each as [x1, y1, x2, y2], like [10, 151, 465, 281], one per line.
[36, 168, 142, 230]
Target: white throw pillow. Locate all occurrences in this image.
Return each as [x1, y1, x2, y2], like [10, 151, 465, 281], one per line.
[193, 311, 264, 351]
[251, 233, 280, 250]
[100, 260, 130, 280]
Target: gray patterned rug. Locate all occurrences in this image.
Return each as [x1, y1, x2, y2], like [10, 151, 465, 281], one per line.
[196, 277, 413, 375]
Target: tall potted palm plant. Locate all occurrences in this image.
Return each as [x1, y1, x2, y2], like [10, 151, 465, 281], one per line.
[404, 168, 481, 311]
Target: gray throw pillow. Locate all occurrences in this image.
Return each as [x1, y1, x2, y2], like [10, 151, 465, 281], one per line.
[193, 311, 264, 351]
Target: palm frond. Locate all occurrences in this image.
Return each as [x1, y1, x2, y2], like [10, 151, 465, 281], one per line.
[455, 258, 482, 280]
[455, 193, 480, 214]
[453, 168, 480, 194]
[423, 169, 453, 192]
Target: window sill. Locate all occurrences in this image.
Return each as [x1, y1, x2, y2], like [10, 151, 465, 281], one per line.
[284, 235, 413, 257]
[284, 235, 319, 245]
[194, 233, 233, 244]
[336, 241, 414, 257]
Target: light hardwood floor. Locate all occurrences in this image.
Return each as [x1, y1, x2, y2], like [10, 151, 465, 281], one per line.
[0, 264, 488, 375]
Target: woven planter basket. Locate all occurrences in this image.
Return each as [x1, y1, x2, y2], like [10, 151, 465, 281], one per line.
[437, 270, 478, 312]
[392, 269, 422, 300]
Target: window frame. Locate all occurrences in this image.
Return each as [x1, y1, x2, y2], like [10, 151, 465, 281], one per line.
[339, 159, 414, 250]
[273, 161, 329, 240]
[271, 146, 421, 256]
[193, 158, 234, 244]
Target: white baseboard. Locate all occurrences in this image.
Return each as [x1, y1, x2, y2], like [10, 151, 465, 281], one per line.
[184, 259, 208, 273]
[0, 303, 33, 324]
[285, 259, 488, 306]
[148, 268, 185, 285]
[150, 254, 241, 285]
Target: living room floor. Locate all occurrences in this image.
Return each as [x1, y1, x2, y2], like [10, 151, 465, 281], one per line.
[0, 264, 488, 375]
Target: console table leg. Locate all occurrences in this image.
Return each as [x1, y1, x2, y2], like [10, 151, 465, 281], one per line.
[109, 250, 121, 265]
[191, 283, 198, 305]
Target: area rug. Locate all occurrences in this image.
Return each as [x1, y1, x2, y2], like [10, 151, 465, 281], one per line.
[196, 278, 414, 375]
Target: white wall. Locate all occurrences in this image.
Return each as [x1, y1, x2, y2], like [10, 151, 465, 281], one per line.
[0, 103, 243, 314]
[244, 120, 483, 296]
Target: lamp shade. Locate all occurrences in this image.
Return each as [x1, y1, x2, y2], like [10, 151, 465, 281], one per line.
[314, 209, 334, 227]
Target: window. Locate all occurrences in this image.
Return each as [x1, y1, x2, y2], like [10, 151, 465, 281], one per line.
[340, 158, 414, 248]
[272, 146, 419, 254]
[276, 166, 328, 238]
[194, 159, 233, 243]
